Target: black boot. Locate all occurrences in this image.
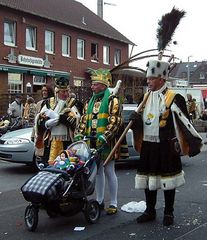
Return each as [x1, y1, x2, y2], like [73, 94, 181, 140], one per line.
[163, 214, 174, 226]
[137, 189, 157, 223]
[136, 211, 156, 223]
[163, 189, 175, 226]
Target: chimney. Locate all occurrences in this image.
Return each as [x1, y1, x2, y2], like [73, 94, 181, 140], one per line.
[97, 0, 103, 18]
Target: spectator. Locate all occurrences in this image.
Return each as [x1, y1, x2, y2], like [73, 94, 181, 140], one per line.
[36, 84, 54, 113]
[23, 97, 37, 127]
[186, 94, 197, 121]
[200, 110, 207, 120]
[7, 94, 23, 124]
[31, 85, 54, 163]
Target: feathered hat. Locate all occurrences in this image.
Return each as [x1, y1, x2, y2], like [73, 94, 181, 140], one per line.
[109, 7, 186, 88]
[146, 7, 186, 79]
[55, 77, 70, 90]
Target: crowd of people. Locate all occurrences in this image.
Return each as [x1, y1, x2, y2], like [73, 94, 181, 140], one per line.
[4, 94, 37, 131]
[4, 60, 203, 226]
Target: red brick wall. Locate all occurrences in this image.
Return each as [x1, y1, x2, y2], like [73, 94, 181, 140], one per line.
[0, 6, 129, 115]
[0, 7, 129, 78]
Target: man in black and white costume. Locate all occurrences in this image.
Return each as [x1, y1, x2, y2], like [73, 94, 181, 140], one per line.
[129, 59, 203, 226]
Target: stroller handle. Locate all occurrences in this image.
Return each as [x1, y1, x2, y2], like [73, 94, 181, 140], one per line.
[83, 135, 107, 153]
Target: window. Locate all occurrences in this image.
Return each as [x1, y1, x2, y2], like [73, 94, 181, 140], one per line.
[114, 49, 121, 66]
[74, 79, 83, 87]
[62, 35, 71, 57]
[77, 38, 85, 59]
[200, 72, 205, 79]
[45, 30, 54, 54]
[26, 26, 36, 50]
[4, 20, 16, 46]
[91, 43, 98, 62]
[103, 45, 110, 64]
[180, 72, 187, 79]
[8, 73, 23, 93]
[33, 76, 46, 85]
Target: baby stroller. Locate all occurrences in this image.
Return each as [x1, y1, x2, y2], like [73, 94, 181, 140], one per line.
[21, 140, 101, 232]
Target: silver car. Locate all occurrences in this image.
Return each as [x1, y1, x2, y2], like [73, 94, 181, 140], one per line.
[0, 104, 139, 169]
[118, 104, 140, 164]
[0, 127, 38, 169]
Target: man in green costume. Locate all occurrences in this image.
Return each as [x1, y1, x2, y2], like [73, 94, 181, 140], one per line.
[75, 68, 127, 215]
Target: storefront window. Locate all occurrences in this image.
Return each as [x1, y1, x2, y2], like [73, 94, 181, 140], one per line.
[33, 75, 46, 85]
[8, 73, 23, 93]
[74, 79, 83, 87]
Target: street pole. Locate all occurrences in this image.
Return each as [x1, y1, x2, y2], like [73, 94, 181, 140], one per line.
[97, 0, 116, 19]
[97, 0, 103, 18]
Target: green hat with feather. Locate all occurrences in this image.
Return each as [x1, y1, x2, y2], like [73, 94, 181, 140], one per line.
[90, 68, 112, 87]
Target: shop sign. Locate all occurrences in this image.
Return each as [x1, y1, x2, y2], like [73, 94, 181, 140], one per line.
[18, 55, 44, 67]
[175, 80, 188, 87]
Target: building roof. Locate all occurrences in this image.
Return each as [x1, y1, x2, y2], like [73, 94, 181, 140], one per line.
[170, 61, 202, 79]
[170, 61, 207, 84]
[0, 0, 134, 45]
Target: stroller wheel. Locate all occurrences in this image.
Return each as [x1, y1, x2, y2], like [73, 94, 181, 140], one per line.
[84, 199, 100, 224]
[24, 204, 39, 231]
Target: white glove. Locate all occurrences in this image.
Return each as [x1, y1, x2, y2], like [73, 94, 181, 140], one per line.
[45, 118, 59, 129]
[44, 109, 59, 119]
[7, 109, 12, 115]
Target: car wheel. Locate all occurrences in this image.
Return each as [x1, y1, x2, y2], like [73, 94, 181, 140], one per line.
[25, 205, 39, 232]
[84, 199, 100, 224]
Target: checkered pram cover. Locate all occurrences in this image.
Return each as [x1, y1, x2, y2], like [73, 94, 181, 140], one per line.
[21, 171, 64, 203]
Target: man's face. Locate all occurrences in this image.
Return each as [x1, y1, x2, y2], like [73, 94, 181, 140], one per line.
[91, 82, 106, 94]
[16, 96, 22, 102]
[147, 77, 165, 91]
[41, 87, 48, 99]
[57, 89, 70, 100]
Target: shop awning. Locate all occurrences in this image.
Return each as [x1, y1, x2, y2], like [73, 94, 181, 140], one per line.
[0, 64, 70, 78]
[0, 64, 28, 73]
[29, 69, 70, 78]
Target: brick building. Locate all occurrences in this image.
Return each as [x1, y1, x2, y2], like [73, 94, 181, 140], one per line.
[0, 0, 134, 115]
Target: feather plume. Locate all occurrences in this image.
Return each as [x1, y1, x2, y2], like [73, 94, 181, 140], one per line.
[157, 7, 186, 52]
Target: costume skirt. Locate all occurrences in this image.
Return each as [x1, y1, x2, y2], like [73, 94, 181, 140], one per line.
[135, 140, 185, 190]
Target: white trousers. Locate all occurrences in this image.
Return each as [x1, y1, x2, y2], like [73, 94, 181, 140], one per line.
[95, 160, 118, 207]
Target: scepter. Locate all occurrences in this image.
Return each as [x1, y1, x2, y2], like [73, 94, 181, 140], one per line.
[103, 91, 150, 166]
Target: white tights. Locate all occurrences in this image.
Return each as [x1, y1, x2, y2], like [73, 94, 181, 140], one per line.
[95, 160, 118, 207]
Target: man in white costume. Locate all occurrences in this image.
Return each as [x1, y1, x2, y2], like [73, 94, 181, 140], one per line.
[35, 77, 80, 165]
